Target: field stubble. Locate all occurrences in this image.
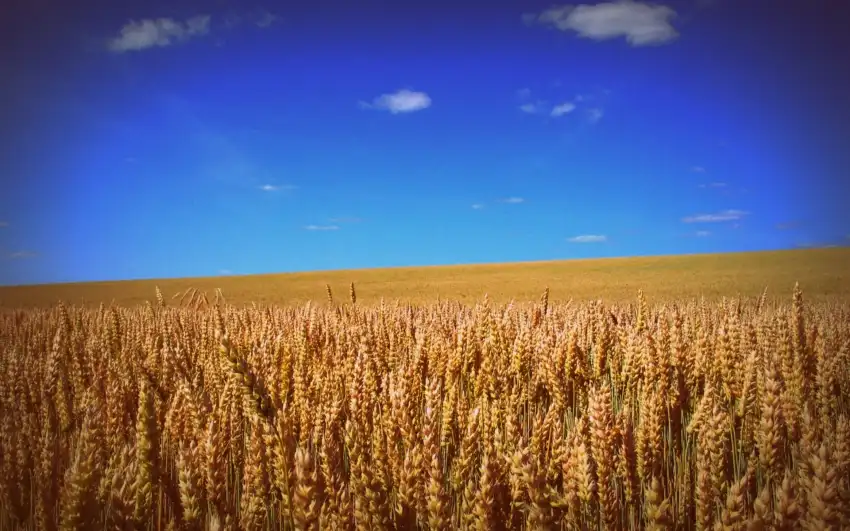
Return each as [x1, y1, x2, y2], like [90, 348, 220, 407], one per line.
[0, 277, 849, 529]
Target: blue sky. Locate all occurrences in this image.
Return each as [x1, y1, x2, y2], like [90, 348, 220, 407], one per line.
[1, 0, 848, 285]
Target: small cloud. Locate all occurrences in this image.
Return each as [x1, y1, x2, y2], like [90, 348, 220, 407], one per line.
[551, 102, 576, 117]
[682, 209, 749, 223]
[775, 221, 799, 230]
[691, 165, 706, 173]
[223, 9, 279, 29]
[7, 250, 38, 259]
[527, 1, 680, 46]
[502, 197, 525, 204]
[219, 269, 233, 275]
[587, 108, 604, 123]
[304, 225, 339, 231]
[254, 10, 279, 28]
[698, 182, 726, 189]
[519, 102, 544, 114]
[259, 184, 296, 192]
[567, 234, 607, 243]
[108, 15, 211, 53]
[695, 230, 711, 237]
[471, 203, 485, 210]
[359, 89, 431, 114]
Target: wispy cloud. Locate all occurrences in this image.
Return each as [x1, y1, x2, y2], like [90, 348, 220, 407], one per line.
[359, 89, 432, 114]
[695, 230, 711, 237]
[219, 269, 233, 275]
[698, 182, 727, 189]
[258, 184, 296, 192]
[108, 15, 211, 52]
[682, 209, 749, 223]
[587, 108, 605, 124]
[225, 9, 279, 28]
[255, 10, 279, 28]
[501, 197, 525, 204]
[775, 221, 800, 230]
[520, 102, 545, 114]
[471, 203, 485, 210]
[6, 250, 38, 259]
[691, 165, 706, 173]
[567, 234, 607, 243]
[526, 1, 679, 46]
[551, 102, 576, 117]
[304, 225, 339, 231]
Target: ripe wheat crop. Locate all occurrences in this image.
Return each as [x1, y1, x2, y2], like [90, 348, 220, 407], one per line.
[0, 283, 848, 530]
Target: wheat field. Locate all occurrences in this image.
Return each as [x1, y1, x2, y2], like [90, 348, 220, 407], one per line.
[1, 248, 849, 308]
[1, 281, 848, 530]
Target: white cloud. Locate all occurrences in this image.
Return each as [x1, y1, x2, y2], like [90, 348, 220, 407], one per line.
[360, 89, 431, 114]
[567, 234, 607, 243]
[551, 102, 577, 117]
[698, 182, 726, 188]
[223, 9, 279, 30]
[259, 184, 296, 192]
[528, 1, 679, 46]
[695, 230, 711, 237]
[519, 102, 542, 114]
[691, 165, 706, 173]
[502, 197, 525, 204]
[255, 10, 279, 28]
[682, 209, 748, 223]
[108, 15, 211, 52]
[587, 108, 604, 123]
[471, 203, 485, 210]
[304, 225, 339, 231]
[219, 269, 233, 275]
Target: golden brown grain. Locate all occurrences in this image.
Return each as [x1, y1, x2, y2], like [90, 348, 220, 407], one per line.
[0, 283, 848, 529]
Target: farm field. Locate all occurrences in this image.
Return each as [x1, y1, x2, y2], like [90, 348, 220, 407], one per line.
[1, 278, 849, 529]
[0, 247, 848, 308]
[1, 248, 849, 529]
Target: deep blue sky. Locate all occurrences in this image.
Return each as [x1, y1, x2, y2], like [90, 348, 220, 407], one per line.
[1, 0, 848, 285]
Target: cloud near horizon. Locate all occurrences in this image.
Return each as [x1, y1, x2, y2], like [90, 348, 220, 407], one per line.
[258, 184, 296, 192]
[108, 15, 212, 52]
[682, 209, 749, 223]
[567, 234, 607, 243]
[526, 0, 679, 47]
[501, 197, 525, 204]
[304, 225, 340, 231]
[359, 90, 432, 114]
